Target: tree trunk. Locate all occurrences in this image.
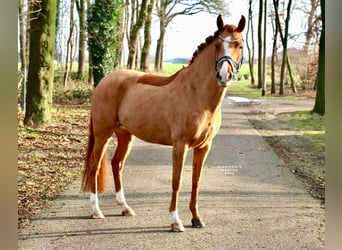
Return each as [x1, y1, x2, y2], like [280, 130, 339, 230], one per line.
[271, 0, 279, 94]
[257, 0, 263, 89]
[286, 54, 296, 93]
[246, 0, 255, 86]
[140, 0, 154, 72]
[63, 0, 76, 88]
[282, 0, 294, 94]
[76, 0, 86, 79]
[154, 0, 166, 72]
[24, 0, 57, 127]
[304, 0, 319, 55]
[113, 1, 125, 69]
[312, 0, 324, 115]
[88, 54, 94, 86]
[154, 33, 164, 72]
[273, 0, 293, 95]
[261, 0, 267, 96]
[127, 0, 149, 69]
[19, 0, 27, 111]
[86, 0, 93, 85]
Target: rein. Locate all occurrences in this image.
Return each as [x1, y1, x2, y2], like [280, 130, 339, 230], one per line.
[215, 35, 244, 76]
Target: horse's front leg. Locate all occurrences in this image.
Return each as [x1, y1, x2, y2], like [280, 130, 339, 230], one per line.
[190, 143, 212, 228]
[169, 142, 188, 232]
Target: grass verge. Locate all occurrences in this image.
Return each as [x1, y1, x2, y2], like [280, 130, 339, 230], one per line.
[227, 79, 315, 100]
[279, 110, 325, 151]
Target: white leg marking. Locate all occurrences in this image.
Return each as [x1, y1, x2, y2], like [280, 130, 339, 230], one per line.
[90, 192, 100, 213]
[116, 189, 130, 211]
[171, 210, 181, 224]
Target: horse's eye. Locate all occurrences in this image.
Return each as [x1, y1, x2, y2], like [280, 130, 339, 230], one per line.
[239, 45, 243, 50]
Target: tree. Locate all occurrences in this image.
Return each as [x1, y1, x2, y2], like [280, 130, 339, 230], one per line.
[76, 0, 87, 79]
[113, 0, 127, 69]
[312, 0, 324, 115]
[63, 0, 76, 88]
[273, 0, 295, 95]
[261, 0, 267, 96]
[300, 0, 320, 55]
[126, 0, 150, 69]
[24, 0, 57, 127]
[154, 0, 167, 72]
[88, 0, 123, 86]
[246, 0, 255, 86]
[270, 0, 279, 94]
[140, 0, 155, 71]
[18, 0, 27, 111]
[257, 0, 263, 89]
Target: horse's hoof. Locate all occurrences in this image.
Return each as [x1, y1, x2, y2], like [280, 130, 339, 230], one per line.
[171, 222, 185, 232]
[91, 210, 105, 219]
[191, 218, 205, 228]
[122, 207, 136, 216]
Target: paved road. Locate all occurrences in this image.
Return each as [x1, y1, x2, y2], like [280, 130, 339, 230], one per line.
[18, 98, 325, 249]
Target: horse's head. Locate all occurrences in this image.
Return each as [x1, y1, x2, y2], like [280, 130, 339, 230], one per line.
[214, 15, 245, 87]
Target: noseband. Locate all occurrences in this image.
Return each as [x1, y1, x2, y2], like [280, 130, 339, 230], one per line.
[215, 35, 244, 77]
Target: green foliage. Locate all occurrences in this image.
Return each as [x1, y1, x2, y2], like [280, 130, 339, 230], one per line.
[87, 0, 123, 86]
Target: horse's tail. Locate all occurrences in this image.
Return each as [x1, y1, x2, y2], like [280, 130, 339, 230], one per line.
[81, 114, 107, 193]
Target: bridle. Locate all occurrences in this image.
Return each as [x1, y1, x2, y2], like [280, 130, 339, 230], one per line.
[215, 35, 244, 81]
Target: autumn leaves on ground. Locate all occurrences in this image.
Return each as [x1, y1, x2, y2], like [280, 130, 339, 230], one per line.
[18, 86, 91, 229]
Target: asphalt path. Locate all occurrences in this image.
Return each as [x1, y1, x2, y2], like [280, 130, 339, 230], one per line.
[18, 98, 325, 249]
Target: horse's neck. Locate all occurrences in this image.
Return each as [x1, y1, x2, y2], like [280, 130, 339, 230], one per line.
[179, 45, 227, 113]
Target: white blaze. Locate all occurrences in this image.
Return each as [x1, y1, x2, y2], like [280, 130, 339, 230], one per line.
[218, 37, 233, 85]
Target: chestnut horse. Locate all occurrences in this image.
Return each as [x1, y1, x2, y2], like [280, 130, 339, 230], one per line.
[82, 15, 245, 232]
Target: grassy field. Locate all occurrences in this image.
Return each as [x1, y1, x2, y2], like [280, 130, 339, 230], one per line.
[160, 63, 311, 100]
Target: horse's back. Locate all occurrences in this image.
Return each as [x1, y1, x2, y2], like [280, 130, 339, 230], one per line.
[90, 70, 145, 131]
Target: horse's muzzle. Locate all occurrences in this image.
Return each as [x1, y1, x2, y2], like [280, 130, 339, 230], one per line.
[216, 71, 233, 87]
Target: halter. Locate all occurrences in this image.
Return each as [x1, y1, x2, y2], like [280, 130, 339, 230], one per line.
[215, 35, 244, 77]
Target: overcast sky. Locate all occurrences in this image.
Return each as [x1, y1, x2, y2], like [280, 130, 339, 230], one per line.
[154, 1, 308, 60]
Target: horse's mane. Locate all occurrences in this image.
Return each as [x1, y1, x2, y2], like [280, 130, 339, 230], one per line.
[188, 24, 236, 65]
[137, 24, 237, 87]
[137, 69, 183, 86]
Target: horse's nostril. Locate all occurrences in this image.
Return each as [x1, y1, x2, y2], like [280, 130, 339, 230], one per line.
[226, 73, 233, 81]
[216, 72, 221, 81]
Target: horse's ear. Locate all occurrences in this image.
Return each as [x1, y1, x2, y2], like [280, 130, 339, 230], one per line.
[237, 15, 246, 32]
[216, 15, 224, 30]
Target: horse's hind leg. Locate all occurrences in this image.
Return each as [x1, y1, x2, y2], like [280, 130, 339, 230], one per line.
[89, 137, 111, 219]
[111, 129, 135, 216]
